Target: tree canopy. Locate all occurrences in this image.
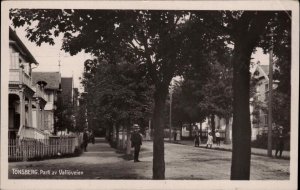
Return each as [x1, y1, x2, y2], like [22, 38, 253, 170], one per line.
[10, 9, 291, 180]
[81, 58, 154, 130]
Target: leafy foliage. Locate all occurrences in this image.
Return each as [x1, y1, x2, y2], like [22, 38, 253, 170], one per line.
[174, 51, 233, 124]
[54, 96, 74, 133]
[81, 58, 154, 130]
[10, 9, 291, 180]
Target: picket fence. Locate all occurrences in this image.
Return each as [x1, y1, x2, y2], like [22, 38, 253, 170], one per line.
[8, 137, 78, 161]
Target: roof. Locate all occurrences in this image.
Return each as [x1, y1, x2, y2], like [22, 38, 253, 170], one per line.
[259, 65, 269, 75]
[252, 64, 269, 80]
[9, 27, 39, 65]
[32, 72, 61, 90]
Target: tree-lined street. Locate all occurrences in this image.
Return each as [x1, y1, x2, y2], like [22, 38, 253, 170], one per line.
[9, 138, 289, 180]
[8, 8, 293, 181]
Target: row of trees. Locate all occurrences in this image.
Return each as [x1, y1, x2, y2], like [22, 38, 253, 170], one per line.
[81, 58, 154, 142]
[170, 55, 233, 138]
[10, 9, 291, 180]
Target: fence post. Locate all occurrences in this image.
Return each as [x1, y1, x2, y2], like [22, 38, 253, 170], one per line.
[23, 140, 26, 161]
[9, 137, 80, 162]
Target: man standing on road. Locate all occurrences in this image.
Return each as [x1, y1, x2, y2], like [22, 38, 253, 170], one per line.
[194, 132, 200, 147]
[131, 124, 142, 162]
[275, 126, 285, 158]
[90, 130, 95, 144]
[83, 128, 89, 152]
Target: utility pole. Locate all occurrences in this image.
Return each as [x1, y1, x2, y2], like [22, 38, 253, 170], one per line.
[169, 82, 173, 142]
[58, 51, 61, 73]
[267, 33, 274, 157]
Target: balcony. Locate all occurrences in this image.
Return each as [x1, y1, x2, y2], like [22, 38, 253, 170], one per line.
[33, 85, 47, 102]
[9, 52, 34, 90]
[9, 69, 33, 89]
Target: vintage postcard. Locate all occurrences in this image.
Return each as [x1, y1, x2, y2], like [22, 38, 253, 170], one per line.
[1, 1, 299, 190]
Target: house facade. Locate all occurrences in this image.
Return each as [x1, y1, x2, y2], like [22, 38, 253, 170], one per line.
[32, 72, 62, 135]
[9, 27, 49, 140]
[250, 63, 278, 138]
[31, 81, 48, 139]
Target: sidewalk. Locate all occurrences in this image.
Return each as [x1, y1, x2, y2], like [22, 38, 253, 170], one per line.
[9, 137, 153, 179]
[166, 139, 290, 159]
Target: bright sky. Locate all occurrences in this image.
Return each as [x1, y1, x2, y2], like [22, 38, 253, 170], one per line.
[14, 27, 93, 92]
[252, 48, 269, 65]
[13, 26, 270, 92]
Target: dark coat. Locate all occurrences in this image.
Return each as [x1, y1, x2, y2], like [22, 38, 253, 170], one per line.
[131, 132, 142, 147]
[83, 131, 89, 143]
[276, 132, 285, 148]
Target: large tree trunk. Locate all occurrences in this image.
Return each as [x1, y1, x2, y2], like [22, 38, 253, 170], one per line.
[224, 117, 231, 144]
[230, 12, 272, 180]
[189, 123, 192, 138]
[105, 124, 111, 142]
[116, 124, 120, 148]
[230, 43, 253, 180]
[126, 125, 132, 155]
[211, 114, 215, 139]
[152, 84, 168, 179]
[112, 123, 117, 144]
[199, 122, 203, 140]
[122, 125, 126, 149]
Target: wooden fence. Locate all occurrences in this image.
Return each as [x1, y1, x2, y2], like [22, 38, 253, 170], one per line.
[8, 137, 78, 162]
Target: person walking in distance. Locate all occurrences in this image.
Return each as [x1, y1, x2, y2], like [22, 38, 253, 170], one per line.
[131, 124, 142, 162]
[194, 132, 200, 147]
[206, 132, 213, 149]
[83, 128, 89, 152]
[173, 130, 177, 141]
[90, 130, 95, 144]
[275, 126, 285, 158]
[215, 130, 221, 146]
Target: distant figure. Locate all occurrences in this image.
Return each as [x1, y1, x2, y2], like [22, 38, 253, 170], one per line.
[215, 130, 221, 146]
[173, 131, 177, 141]
[131, 124, 142, 162]
[275, 126, 285, 158]
[206, 132, 213, 149]
[82, 129, 89, 152]
[198, 132, 201, 145]
[90, 131, 95, 144]
[194, 133, 200, 147]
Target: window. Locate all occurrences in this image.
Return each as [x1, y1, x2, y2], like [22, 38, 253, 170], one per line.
[10, 53, 20, 69]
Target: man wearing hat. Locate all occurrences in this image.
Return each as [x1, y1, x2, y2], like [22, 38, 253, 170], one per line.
[82, 128, 89, 152]
[275, 126, 285, 158]
[130, 124, 142, 162]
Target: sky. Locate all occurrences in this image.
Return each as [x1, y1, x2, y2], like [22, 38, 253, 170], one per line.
[14, 27, 93, 92]
[13, 26, 270, 92]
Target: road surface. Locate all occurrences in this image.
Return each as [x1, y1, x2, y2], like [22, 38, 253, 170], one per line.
[9, 138, 290, 180]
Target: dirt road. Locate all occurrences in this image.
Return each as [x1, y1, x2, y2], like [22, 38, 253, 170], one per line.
[8, 138, 289, 180]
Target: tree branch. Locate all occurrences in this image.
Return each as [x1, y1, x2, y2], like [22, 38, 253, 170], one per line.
[246, 12, 273, 48]
[138, 33, 159, 85]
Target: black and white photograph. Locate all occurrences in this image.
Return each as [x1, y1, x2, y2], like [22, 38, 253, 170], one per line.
[1, 1, 299, 190]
